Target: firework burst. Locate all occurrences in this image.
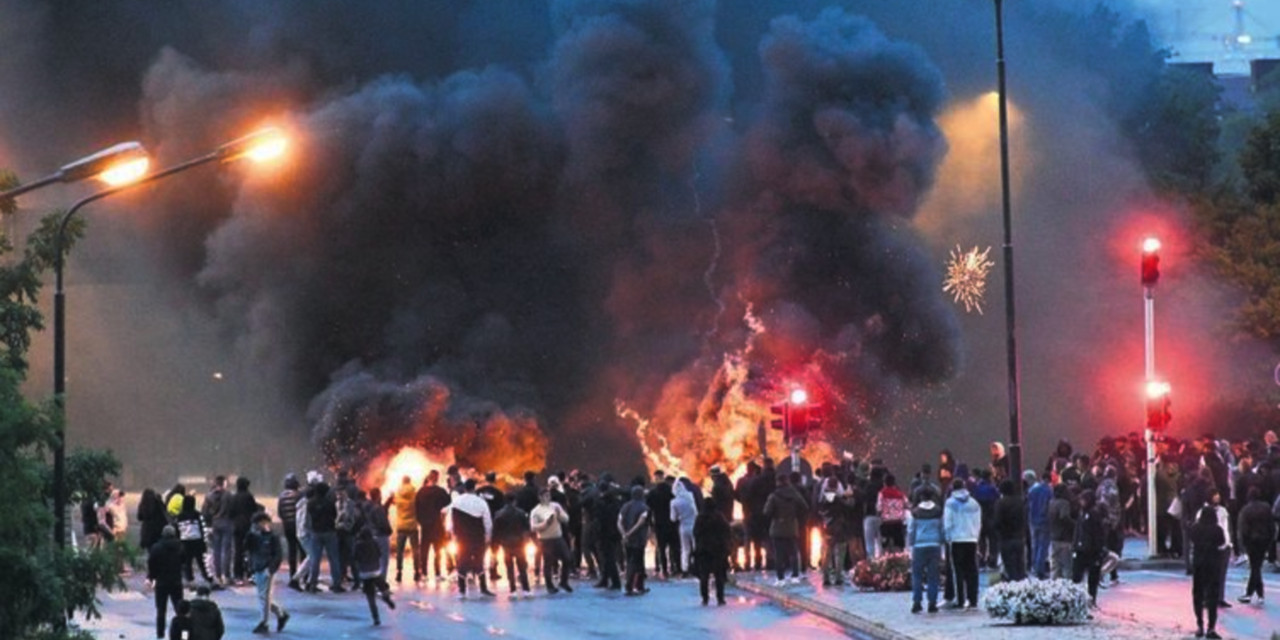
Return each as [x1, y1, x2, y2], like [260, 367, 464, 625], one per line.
[943, 245, 994, 314]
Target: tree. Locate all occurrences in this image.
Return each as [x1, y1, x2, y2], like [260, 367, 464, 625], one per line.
[0, 170, 125, 639]
[1241, 109, 1280, 206]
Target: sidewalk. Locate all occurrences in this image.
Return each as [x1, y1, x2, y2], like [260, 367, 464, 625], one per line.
[732, 536, 1280, 640]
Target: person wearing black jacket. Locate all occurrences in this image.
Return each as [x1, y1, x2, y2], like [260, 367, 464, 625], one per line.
[515, 471, 540, 514]
[734, 462, 760, 570]
[1048, 483, 1076, 579]
[414, 470, 452, 582]
[748, 465, 777, 570]
[278, 474, 304, 587]
[244, 512, 289, 634]
[1071, 491, 1107, 605]
[175, 495, 215, 586]
[991, 479, 1026, 581]
[694, 497, 732, 606]
[1190, 506, 1226, 639]
[137, 488, 169, 553]
[493, 493, 533, 596]
[477, 472, 506, 580]
[593, 475, 624, 590]
[228, 477, 261, 583]
[354, 527, 395, 625]
[645, 472, 676, 579]
[305, 482, 344, 593]
[148, 526, 185, 639]
[1236, 486, 1275, 604]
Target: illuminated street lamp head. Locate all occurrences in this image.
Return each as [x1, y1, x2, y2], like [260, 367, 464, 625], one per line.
[789, 388, 808, 405]
[216, 127, 288, 164]
[1145, 380, 1171, 399]
[1142, 237, 1161, 254]
[57, 141, 149, 184]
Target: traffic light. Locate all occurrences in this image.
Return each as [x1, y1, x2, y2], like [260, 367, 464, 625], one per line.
[770, 403, 787, 432]
[1141, 237, 1160, 287]
[1145, 380, 1171, 430]
[805, 404, 824, 432]
[789, 404, 809, 440]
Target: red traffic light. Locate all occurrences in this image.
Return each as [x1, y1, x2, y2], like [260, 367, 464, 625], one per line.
[1145, 381, 1172, 430]
[1141, 237, 1160, 287]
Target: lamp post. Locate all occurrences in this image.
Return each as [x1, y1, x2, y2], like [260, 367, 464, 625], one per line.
[1141, 237, 1161, 558]
[992, 0, 1025, 491]
[0, 142, 150, 205]
[52, 128, 286, 547]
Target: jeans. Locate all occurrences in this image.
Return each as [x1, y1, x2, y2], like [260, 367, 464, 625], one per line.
[950, 542, 979, 607]
[376, 535, 391, 579]
[1050, 541, 1073, 579]
[910, 545, 941, 606]
[307, 530, 342, 589]
[863, 516, 882, 559]
[1029, 524, 1050, 578]
[822, 535, 847, 584]
[395, 529, 420, 578]
[678, 525, 696, 575]
[210, 521, 234, 581]
[253, 569, 286, 625]
[772, 537, 797, 581]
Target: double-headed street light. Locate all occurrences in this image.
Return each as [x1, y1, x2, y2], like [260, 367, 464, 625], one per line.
[52, 127, 287, 547]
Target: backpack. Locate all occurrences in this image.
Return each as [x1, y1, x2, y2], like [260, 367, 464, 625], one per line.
[880, 495, 906, 523]
[335, 500, 357, 533]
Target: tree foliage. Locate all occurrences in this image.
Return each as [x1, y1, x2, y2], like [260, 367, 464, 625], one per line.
[0, 183, 122, 639]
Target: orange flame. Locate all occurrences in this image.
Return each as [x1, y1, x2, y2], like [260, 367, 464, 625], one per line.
[809, 527, 823, 570]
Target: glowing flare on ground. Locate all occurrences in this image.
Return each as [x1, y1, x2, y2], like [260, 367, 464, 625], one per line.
[447, 540, 459, 558]
[524, 541, 538, 568]
[809, 528, 823, 569]
[943, 244, 994, 314]
[98, 157, 150, 186]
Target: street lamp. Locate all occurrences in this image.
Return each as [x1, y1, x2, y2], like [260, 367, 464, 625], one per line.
[992, 0, 1025, 491]
[0, 142, 150, 205]
[1141, 236, 1161, 558]
[52, 127, 287, 547]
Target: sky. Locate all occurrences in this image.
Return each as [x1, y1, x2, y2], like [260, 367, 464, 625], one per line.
[1135, 0, 1280, 70]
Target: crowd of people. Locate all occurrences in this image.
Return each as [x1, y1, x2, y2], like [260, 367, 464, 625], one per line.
[102, 427, 1280, 638]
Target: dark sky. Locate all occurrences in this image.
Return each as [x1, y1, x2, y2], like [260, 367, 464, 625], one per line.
[0, 0, 1266, 489]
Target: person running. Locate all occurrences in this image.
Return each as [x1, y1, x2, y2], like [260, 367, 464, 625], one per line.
[693, 496, 732, 606]
[451, 479, 495, 598]
[391, 475, 421, 583]
[907, 486, 945, 614]
[353, 527, 395, 625]
[532, 486, 575, 594]
[175, 495, 216, 587]
[414, 470, 452, 583]
[1190, 506, 1226, 639]
[244, 512, 289, 634]
[148, 526, 185, 639]
[618, 485, 650, 595]
[365, 488, 394, 581]
[943, 477, 982, 609]
[1237, 485, 1275, 604]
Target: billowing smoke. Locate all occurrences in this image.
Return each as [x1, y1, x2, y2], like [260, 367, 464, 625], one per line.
[3, 0, 1245, 484]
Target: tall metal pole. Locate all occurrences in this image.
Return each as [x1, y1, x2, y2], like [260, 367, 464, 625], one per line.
[994, 0, 1024, 492]
[52, 153, 219, 547]
[1144, 283, 1157, 557]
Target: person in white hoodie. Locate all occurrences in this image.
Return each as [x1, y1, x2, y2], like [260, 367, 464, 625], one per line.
[943, 478, 982, 610]
[670, 480, 699, 578]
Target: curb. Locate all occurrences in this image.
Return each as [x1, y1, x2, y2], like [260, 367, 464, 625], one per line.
[731, 578, 916, 640]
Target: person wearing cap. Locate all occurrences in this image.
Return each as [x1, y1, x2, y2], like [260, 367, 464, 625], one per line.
[149, 525, 186, 639]
[1025, 469, 1052, 579]
[244, 511, 289, 634]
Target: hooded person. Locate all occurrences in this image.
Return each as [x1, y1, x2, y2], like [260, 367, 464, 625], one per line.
[450, 479, 495, 598]
[943, 478, 982, 609]
[184, 585, 225, 640]
[493, 491, 533, 596]
[148, 525, 185, 639]
[618, 485, 651, 595]
[693, 496, 732, 606]
[816, 475, 853, 587]
[277, 474, 304, 589]
[763, 472, 807, 587]
[670, 480, 698, 577]
[176, 494, 215, 586]
[906, 486, 945, 614]
[391, 475, 421, 583]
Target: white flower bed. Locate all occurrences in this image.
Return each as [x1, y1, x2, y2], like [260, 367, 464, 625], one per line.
[981, 578, 1091, 625]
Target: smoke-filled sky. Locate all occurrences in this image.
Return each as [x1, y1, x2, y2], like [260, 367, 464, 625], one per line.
[0, 0, 1269, 488]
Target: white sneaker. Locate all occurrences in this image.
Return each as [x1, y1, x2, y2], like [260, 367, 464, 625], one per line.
[789, 576, 804, 585]
[773, 579, 787, 588]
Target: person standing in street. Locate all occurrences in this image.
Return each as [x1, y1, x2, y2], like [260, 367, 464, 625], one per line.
[992, 479, 1027, 581]
[1190, 506, 1226, 639]
[646, 471, 676, 579]
[305, 479, 344, 593]
[943, 478, 982, 609]
[450, 479, 495, 598]
[391, 475, 420, 583]
[907, 486, 944, 614]
[693, 496, 732, 606]
[244, 512, 289, 634]
[277, 474, 304, 590]
[532, 486, 574, 594]
[1048, 483, 1077, 580]
[618, 485, 650, 595]
[148, 526, 185, 639]
[414, 470, 452, 583]
[1025, 470, 1052, 579]
[763, 472, 806, 587]
[670, 480, 698, 578]
[1237, 486, 1275, 604]
[202, 477, 234, 587]
[1072, 490, 1107, 606]
[493, 492, 533, 597]
[228, 477, 261, 585]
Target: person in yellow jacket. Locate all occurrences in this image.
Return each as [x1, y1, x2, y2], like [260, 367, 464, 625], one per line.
[391, 476, 421, 582]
